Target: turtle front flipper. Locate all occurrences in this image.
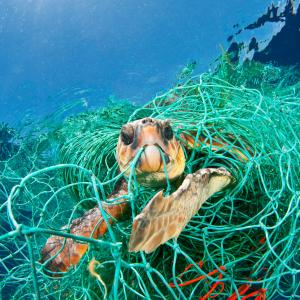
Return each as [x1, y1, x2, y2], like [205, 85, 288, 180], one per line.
[40, 181, 129, 275]
[128, 168, 233, 253]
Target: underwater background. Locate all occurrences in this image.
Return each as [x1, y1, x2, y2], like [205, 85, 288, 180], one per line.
[1, 0, 299, 125]
[0, 1, 299, 299]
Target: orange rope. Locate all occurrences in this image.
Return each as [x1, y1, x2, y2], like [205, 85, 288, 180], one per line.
[169, 261, 226, 299]
[200, 273, 225, 300]
[169, 261, 267, 300]
[259, 237, 266, 244]
[241, 289, 266, 300]
[227, 284, 250, 300]
[228, 285, 266, 300]
[169, 264, 226, 288]
[181, 260, 204, 275]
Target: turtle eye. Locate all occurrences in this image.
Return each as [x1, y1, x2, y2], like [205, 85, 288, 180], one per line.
[163, 125, 173, 140]
[121, 126, 134, 145]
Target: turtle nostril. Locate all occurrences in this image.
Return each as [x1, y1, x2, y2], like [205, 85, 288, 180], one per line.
[142, 118, 153, 124]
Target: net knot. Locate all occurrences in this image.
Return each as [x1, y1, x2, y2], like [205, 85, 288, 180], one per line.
[291, 269, 297, 275]
[128, 192, 134, 200]
[111, 242, 122, 259]
[15, 224, 24, 236]
[281, 146, 288, 153]
[203, 228, 208, 236]
[145, 263, 153, 272]
[173, 243, 180, 253]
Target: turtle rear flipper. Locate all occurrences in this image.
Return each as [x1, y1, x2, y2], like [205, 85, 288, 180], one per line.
[40, 181, 129, 275]
[129, 168, 233, 253]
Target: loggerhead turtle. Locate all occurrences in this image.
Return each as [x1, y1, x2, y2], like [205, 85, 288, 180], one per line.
[40, 117, 243, 274]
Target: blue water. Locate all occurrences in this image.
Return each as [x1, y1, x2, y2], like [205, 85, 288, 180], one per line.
[0, 0, 275, 125]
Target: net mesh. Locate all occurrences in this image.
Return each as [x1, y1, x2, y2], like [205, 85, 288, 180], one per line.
[0, 60, 299, 299]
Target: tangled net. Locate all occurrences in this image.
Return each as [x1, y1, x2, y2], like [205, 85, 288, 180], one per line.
[0, 60, 299, 299]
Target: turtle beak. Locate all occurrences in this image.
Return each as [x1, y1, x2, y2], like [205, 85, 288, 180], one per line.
[137, 144, 170, 173]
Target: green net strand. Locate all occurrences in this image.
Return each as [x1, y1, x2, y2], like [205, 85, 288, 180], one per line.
[0, 61, 299, 299]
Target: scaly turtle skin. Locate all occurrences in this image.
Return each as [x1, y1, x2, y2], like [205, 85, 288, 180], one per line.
[40, 118, 236, 273]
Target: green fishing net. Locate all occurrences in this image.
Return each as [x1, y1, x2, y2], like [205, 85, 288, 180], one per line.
[0, 60, 299, 299]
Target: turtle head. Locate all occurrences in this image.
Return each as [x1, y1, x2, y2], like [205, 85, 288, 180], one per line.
[116, 118, 185, 187]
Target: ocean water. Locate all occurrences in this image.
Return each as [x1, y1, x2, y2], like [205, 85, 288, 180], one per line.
[0, 0, 284, 124]
[0, 1, 299, 299]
